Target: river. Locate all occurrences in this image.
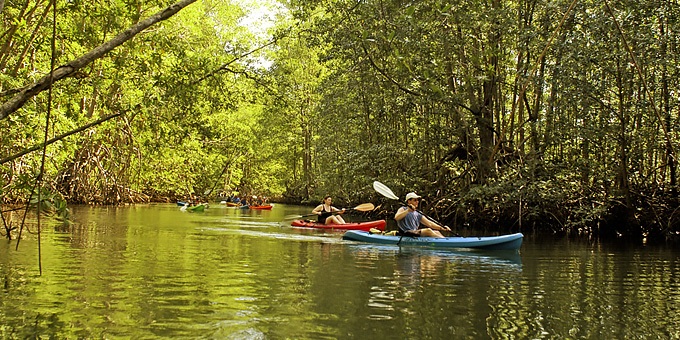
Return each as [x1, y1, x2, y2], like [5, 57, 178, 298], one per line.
[0, 203, 678, 339]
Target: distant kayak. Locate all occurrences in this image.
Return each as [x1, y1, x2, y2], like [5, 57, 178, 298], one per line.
[342, 231, 523, 251]
[250, 205, 273, 210]
[187, 204, 207, 212]
[291, 219, 386, 232]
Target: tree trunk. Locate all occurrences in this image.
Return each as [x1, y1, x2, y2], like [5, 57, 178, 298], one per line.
[660, 20, 677, 199]
[477, 0, 502, 183]
[615, 60, 632, 211]
[301, 94, 313, 200]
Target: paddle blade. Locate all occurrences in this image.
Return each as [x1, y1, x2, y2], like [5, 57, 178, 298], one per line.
[373, 181, 400, 200]
[352, 203, 375, 212]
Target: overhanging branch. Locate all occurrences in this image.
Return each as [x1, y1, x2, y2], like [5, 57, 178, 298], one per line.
[0, 0, 198, 120]
[0, 112, 123, 164]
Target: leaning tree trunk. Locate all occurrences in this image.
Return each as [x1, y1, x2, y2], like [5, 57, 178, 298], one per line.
[0, 0, 198, 120]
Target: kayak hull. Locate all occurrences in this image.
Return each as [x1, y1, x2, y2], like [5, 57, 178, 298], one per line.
[342, 231, 523, 251]
[250, 205, 273, 210]
[291, 220, 386, 232]
[187, 204, 207, 212]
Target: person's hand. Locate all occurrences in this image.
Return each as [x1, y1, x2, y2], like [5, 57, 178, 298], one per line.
[408, 204, 416, 211]
[340, 208, 346, 214]
[441, 225, 451, 231]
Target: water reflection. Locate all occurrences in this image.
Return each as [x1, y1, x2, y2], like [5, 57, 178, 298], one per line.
[1, 204, 680, 338]
[347, 244, 523, 267]
[344, 244, 525, 332]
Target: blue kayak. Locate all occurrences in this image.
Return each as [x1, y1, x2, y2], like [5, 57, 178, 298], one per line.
[342, 230, 523, 251]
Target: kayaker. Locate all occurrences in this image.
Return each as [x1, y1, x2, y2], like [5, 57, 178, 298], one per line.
[394, 192, 450, 238]
[312, 196, 347, 224]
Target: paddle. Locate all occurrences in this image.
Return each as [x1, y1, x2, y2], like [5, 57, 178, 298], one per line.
[372, 181, 459, 236]
[283, 203, 375, 221]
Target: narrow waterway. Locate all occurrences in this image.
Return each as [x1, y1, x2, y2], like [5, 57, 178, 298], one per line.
[0, 203, 678, 339]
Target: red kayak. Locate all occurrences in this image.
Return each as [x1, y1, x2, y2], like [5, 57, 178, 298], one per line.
[250, 205, 273, 210]
[290, 219, 386, 232]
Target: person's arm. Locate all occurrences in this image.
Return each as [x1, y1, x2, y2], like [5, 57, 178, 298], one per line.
[394, 206, 412, 221]
[332, 206, 346, 214]
[420, 215, 451, 231]
[312, 205, 323, 215]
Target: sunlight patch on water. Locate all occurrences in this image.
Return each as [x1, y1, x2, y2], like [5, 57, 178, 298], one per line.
[367, 314, 393, 320]
[217, 219, 281, 227]
[197, 227, 344, 244]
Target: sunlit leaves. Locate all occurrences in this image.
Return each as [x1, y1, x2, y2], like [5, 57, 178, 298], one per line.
[0, 0, 281, 203]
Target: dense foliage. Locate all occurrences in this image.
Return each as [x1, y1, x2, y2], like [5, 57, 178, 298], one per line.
[276, 0, 680, 241]
[1, 0, 679, 241]
[1, 0, 270, 204]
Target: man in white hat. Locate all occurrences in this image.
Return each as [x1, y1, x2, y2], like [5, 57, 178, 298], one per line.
[394, 192, 450, 238]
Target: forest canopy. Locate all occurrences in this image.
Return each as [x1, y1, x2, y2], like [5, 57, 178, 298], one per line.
[1, 0, 679, 241]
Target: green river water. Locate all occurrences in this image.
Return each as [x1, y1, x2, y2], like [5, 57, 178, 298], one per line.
[0, 203, 679, 339]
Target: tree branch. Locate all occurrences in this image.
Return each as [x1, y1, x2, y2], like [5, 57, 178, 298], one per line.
[0, 111, 123, 164]
[360, 42, 421, 97]
[0, 0, 198, 120]
[192, 37, 280, 85]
